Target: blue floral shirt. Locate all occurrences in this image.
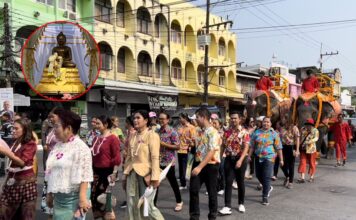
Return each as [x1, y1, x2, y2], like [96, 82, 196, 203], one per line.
[250, 128, 283, 162]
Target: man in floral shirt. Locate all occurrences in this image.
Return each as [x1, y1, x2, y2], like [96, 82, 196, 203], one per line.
[155, 112, 183, 212]
[190, 108, 220, 220]
[86, 116, 100, 148]
[219, 111, 250, 215]
[249, 116, 283, 206]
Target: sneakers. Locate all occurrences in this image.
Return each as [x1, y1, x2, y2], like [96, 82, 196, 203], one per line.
[342, 160, 346, 166]
[232, 181, 238, 189]
[120, 201, 127, 209]
[262, 198, 269, 206]
[219, 207, 232, 215]
[267, 186, 273, 198]
[238, 204, 246, 213]
[179, 186, 187, 190]
[218, 190, 224, 195]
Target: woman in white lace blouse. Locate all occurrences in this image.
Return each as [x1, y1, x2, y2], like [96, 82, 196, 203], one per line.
[45, 109, 93, 219]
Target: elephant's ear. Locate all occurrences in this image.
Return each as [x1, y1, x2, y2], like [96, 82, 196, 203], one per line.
[321, 102, 335, 119]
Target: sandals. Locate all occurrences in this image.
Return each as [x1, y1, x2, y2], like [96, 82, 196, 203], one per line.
[286, 183, 293, 189]
[174, 202, 183, 212]
[283, 178, 289, 187]
[297, 179, 305, 184]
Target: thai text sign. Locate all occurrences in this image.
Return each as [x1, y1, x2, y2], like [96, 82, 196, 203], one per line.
[148, 95, 178, 110]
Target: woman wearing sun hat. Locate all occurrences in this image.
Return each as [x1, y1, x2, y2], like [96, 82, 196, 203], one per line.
[297, 118, 319, 183]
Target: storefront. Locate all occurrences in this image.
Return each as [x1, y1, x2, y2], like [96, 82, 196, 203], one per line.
[86, 79, 179, 127]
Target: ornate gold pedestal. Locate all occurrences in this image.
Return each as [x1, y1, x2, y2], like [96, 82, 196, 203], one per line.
[35, 68, 85, 94]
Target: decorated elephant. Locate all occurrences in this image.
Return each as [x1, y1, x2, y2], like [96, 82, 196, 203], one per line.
[245, 90, 292, 127]
[292, 93, 341, 153]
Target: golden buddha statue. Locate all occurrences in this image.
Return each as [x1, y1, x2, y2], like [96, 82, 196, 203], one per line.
[36, 31, 85, 95]
[47, 32, 76, 68]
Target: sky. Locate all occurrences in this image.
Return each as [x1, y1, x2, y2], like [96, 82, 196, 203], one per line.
[195, 0, 356, 86]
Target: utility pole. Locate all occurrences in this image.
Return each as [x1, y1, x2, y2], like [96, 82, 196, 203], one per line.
[319, 43, 338, 71]
[1, 3, 13, 88]
[202, 2, 233, 105]
[203, 0, 210, 105]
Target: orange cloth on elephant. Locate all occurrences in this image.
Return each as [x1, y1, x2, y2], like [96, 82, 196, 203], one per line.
[302, 76, 320, 93]
[256, 76, 273, 91]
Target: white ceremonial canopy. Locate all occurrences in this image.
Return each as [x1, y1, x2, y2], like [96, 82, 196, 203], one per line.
[33, 23, 90, 85]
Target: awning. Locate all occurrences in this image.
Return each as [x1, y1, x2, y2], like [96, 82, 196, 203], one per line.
[104, 79, 179, 96]
[237, 73, 260, 79]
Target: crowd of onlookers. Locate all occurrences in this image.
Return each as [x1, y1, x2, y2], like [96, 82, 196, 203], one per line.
[0, 100, 354, 220]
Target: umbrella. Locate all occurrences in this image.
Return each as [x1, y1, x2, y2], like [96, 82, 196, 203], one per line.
[138, 159, 175, 216]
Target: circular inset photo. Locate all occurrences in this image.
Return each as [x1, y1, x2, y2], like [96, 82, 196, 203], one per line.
[21, 21, 100, 101]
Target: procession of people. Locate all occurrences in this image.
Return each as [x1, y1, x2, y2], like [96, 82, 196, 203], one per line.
[0, 66, 353, 220]
[0, 101, 353, 220]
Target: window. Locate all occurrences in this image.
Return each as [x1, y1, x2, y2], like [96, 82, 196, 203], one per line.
[15, 26, 38, 55]
[154, 16, 161, 38]
[116, 2, 124, 27]
[172, 59, 182, 80]
[219, 39, 225, 56]
[137, 8, 151, 34]
[67, 0, 76, 12]
[59, 0, 76, 12]
[171, 22, 181, 44]
[99, 43, 113, 71]
[184, 31, 187, 46]
[219, 71, 225, 86]
[117, 49, 125, 73]
[138, 53, 152, 76]
[95, 0, 112, 23]
[155, 58, 162, 78]
[37, 0, 54, 5]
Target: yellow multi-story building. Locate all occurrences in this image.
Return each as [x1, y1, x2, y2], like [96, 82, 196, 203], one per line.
[87, 0, 242, 118]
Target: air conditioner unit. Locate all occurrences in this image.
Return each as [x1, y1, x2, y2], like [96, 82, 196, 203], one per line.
[63, 10, 69, 18]
[69, 12, 77, 20]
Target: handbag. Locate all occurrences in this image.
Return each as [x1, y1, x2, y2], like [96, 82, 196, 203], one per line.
[300, 131, 311, 151]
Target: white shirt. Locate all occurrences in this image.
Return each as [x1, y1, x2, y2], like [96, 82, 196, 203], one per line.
[45, 136, 93, 193]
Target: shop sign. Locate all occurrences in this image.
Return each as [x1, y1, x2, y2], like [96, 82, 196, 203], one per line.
[148, 95, 178, 110]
